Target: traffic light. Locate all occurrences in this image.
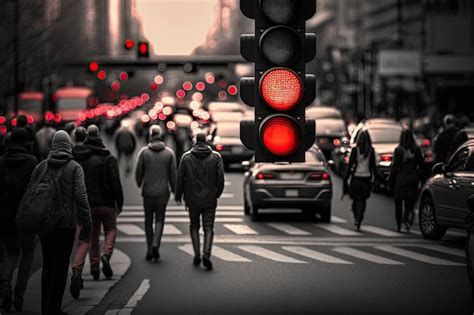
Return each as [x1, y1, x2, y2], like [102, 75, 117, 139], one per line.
[88, 60, 99, 73]
[124, 39, 136, 50]
[239, 0, 317, 163]
[137, 42, 149, 58]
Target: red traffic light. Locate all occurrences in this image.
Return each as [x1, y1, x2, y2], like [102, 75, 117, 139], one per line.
[260, 68, 302, 111]
[124, 39, 135, 50]
[260, 115, 301, 156]
[138, 42, 149, 57]
[97, 70, 107, 80]
[88, 61, 99, 72]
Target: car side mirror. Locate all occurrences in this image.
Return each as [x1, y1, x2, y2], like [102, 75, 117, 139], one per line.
[432, 163, 445, 175]
[241, 161, 251, 171]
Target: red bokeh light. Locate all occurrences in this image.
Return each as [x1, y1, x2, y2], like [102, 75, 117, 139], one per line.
[139, 42, 149, 55]
[97, 70, 107, 80]
[27, 115, 34, 125]
[111, 81, 121, 91]
[176, 89, 186, 99]
[205, 72, 215, 84]
[218, 91, 227, 101]
[196, 82, 206, 91]
[260, 116, 301, 156]
[260, 68, 302, 111]
[218, 79, 227, 88]
[88, 61, 99, 72]
[11, 118, 17, 127]
[158, 113, 167, 121]
[124, 39, 135, 50]
[227, 85, 238, 96]
[0, 125, 7, 135]
[141, 93, 150, 102]
[119, 72, 129, 81]
[0, 116, 6, 125]
[183, 81, 193, 91]
[150, 82, 159, 91]
[54, 113, 62, 123]
[45, 111, 54, 121]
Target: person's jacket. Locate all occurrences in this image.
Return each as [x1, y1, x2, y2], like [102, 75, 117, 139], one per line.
[388, 146, 424, 200]
[114, 127, 136, 154]
[135, 140, 177, 203]
[175, 143, 225, 209]
[0, 144, 38, 236]
[343, 147, 376, 196]
[29, 149, 91, 234]
[433, 126, 459, 164]
[35, 126, 56, 159]
[73, 137, 124, 210]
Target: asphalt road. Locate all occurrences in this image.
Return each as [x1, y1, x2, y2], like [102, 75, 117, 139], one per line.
[87, 136, 473, 314]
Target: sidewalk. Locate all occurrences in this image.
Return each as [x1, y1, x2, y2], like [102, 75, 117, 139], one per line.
[21, 249, 131, 315]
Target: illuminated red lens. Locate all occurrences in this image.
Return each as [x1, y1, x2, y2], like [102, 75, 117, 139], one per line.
[227, 85, 238, 96]
[0, 116, 6, 124]
[196, 82, 206, 91]
[260, 116, 301, 156]
[119, 72, 129, 81]
[309, 171, 330, 180]
[11, 118, 17, 127]
[54, 113, 62, 123]
[88, 61, 99, 72]
[422, 139, 431, 147]
[124, 39, 135, 50]
[139, 43, 148, 55]
[333, 138, 341, 146]
[256, 172, 274, 180]
[216, 144, 224, 151]
[27, 115, 34, 125]
[97, 70, 107, 80]
[111, 81, 121, 91]
[150, 82, 159, 91]
[260, 68, 302, 111]
[183, 81, 193, 91]
[380, 154, 392, 162]
[0, 125, 7, 135]
[176, 89, 186, 99]
[45, 111, 54, 121]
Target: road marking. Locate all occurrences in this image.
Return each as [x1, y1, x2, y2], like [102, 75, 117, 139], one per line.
[118, 224, 145, 236]
[225, 181, 231, 186]
[112, 279, 150, 314]
[283, 246, 352, 264]
[331, 216, 348, 224]
[118, 217, 243, 223]
[267, 223, 310, 236]
[417, 245, 465, 258]
[362, 225, 401, 237]
[238, 245, 307, 263]
[179, 244, 251, 262]
[164, 224, 182, 235]
[120, 211, 243, 217]
[223, 224, 258, 235]
[446, 230, 467, 238]
[333, 247, 404, 265]
[122, 205, 242, 211]
[375, 245, 464, 266]
[221, 193, 235, 199]
[315, 224, 362, 236]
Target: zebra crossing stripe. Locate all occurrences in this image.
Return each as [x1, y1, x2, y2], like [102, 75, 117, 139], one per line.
[164, 225, 183, 235]
[375, 245, 464, 266]
[117, 217, 243, 223]
[118, 224, 145, 236]
[221, 193, 235, 199]
[267, 223, 310, 236]
[122, 205, 242, 211]
[120, 211, 242, 217]
[333, 247, 404, 265]
[238, 245, 307, 263]
[417, 245, 465, 258]
[223, 224, 258, 235]
[330, 216, 348, 224]
[315, 224, 362, 236]
[179, 244, 251, 262]
[282, 246, 352, 264]
[362, 225, 400, 237]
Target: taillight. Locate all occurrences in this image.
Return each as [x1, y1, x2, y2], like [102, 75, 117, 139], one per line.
[216, 144, 224, 151]
[0, 116, 6, 125]
[425, 151, 433, 162]
[256, 172, 275, 180]
[421, 139, 431, 147]
[309, 171, 330, 180]
[332, 138, 341, 146]
[0, 125, 7, 135]
[343, 156, 350, 164]
[380, 154, 392, 162]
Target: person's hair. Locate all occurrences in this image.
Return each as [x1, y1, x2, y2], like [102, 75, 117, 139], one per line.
[74, 127, 88, 143]
[399, 129, 418, 153]
[443, 114, 456, 127]
[149, 125, 162, 141]
[16, 115, 28, 128]
[10, 127, 28, 144]
[196, 133, 206, 143]
[87, 125, 100, 138]
[356, 130, 372, 158]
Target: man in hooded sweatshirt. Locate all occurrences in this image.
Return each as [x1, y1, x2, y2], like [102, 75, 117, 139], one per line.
[135, 125, 177, 261]
[70, 125, 123, 298]
[27, 130, 91, 315]
[175, 132, 225, 270]
[0, 128, 38, 312]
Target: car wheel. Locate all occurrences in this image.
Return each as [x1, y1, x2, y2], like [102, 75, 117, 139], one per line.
[251, 206, 259, 222]
[244, 196, 250, 215]
[419, 196, 447, 240]
[319, 204, 332, 223]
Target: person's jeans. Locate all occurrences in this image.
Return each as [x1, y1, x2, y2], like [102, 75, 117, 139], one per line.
[0, 233, 37, 300]
[395, 199, 416, 226]
[143, 199, 167, 251]
[189, 208, 216, 258]
[352, 199, 367, 223]
[40, 228, 75, 315]
[90, 207, 117, 267]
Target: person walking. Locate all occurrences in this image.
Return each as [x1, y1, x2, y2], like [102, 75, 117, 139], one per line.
[175, 133, 225, 270]
[389, 130, 425, 232]
[343, 131, 376, 231]
[433, 114, 459, 164]
[0, 128, 38, 312]
[70, 125, 123, 298]
[114, 119, 137, 174]
[72, 126, 87, 145]
[135, 125, 177, 261]
[25, 130, 91, 315]
[35, 122, 56, 161]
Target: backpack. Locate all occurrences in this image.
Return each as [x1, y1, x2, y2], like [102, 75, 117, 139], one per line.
[16, 162, 69, 235]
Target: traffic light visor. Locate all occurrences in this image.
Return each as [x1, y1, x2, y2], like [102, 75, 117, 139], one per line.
[260, 115, 301, 156]
[260, 68, 302, 111]
[260, 26, 300, 66]
[260, 0, 298, 24]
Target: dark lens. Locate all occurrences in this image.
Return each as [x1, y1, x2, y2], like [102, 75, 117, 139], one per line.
[260, 0, 297, 24]
[261, 27, 299, 66]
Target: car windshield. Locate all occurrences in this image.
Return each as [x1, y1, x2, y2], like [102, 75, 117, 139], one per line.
[216, 124, 239, 137]
[316, 120, 346, 135]
[367, 128, 402, 143]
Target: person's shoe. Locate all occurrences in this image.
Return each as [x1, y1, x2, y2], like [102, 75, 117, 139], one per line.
[146, 248, 153, 261]
[152, 247, 160, 261]
[101, 255, 113, 278]
[404, 222, 411, 232]
[397, 224, 401, 233]
[1, 292, 12, 312]
[91, 265, 100, 280]
[70, 271, 82, 299]
[193, 256, 202, 266]
[202, 257, 213, 271]
[355, 221, 361, 232]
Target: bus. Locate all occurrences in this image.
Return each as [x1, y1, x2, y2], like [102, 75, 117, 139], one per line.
[53, 87, 95, 122]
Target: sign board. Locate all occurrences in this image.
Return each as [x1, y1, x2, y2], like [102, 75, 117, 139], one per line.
[378, 50, 421, 77]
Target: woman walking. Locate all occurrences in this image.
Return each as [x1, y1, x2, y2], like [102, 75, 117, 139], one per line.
[389, 129, 424, 232]
[343, 131, 376, 231]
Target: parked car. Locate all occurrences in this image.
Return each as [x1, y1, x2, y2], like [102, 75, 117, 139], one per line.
[306, 106, 342, 120]
[242, 145, 332, 222]
[212, 121, 253, 169]
[418, 140, 474, 240]
[315, 118, 348, 162]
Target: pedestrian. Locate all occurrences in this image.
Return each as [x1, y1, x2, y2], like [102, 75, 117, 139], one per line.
[73, 126, 88, 146]
[114, 119, 137, 174]
[135, 125, 177, 261]
[15, 115, 37, 155]
[388, 130, 424, 232]
[35, 122, 56, 161]
[0, 128, 38, 312]
[343, 130, 376, 231]
[175, 132, 225, 270]
[26, 130, 91, 315]
[70, 125, 123, 299]
[433, 114, 459, 164]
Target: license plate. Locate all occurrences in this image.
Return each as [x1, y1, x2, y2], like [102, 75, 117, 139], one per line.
[280, 172, 304, 180]
[285, 189, 299, 197]
[232, 146, 244, 154]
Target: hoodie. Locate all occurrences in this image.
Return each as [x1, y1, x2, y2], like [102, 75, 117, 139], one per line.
[135, 140, 177, 202]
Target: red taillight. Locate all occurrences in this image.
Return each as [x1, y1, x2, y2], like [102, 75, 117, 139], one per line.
[425, 151, 433, 162]
[88, 61, 99, 72]
[196, 82, 206, 91]
[45, 111, 54, 122]
[256, 172, 275, 180]
[0, 125, 7, 135]
[0, 116, 5, 125]
[422, 139, 431, 147]
[216, 144, 224, 151]
[343, 156, 350, 164]
[11, 118, 17, 127]
[380, 154, 392, 162]
[54, 113, 62, 123]
[333, 138, 341, 146]
[27, 115, 34, 125]
[260, 115, 301, 156]
[309, 171, 330, 180]
[124, 39, 135, 50]
[260, 68, 302, 111]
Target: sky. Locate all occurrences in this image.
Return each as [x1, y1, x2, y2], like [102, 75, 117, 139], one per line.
[136, 0, 216, 55]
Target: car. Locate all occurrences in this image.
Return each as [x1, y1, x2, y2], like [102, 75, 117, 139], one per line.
[212, 121, 253, 169]
[418, 140, 474, 240]
[242, 146, 332, 222]
[315, 118, 348, 162]
[306, 106, 342, 120]
[349, 121, 403, 192]
[463, 126, 474, 140]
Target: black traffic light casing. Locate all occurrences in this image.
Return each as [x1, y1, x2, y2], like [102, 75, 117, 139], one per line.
[239, 0, 316, 163]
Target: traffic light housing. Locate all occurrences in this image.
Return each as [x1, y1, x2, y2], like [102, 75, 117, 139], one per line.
[137, 42, 149, 58]
[239, 0, 316, 163]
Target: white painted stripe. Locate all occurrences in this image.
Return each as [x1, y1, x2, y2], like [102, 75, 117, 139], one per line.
[315, 224, 362, 236]
[362, 225, 401, 237]
[283, 246, 352, 264]
[120, 211, 243, 217]
[118, 224, 145, 236]
[225, 181, 231, 186]
[164, 225, 182, 235]
[118, 217, 243, 223]
[224, 224, 258, 235]
[124, 279, 150, 308]
[105, 310, 120, 315]
[179, 244, 252, 262]
[267, 223, 310, 236]
[446, 230, 467, 238]
[221, 193, 235, 199]
[330, 216, 348, 224]
[238, 245, 307, 263]
[375, 245, 464, 266]
[122, 205, 242, 211]
[417, 245, 465, 258]
[333, 247, 404, 265]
